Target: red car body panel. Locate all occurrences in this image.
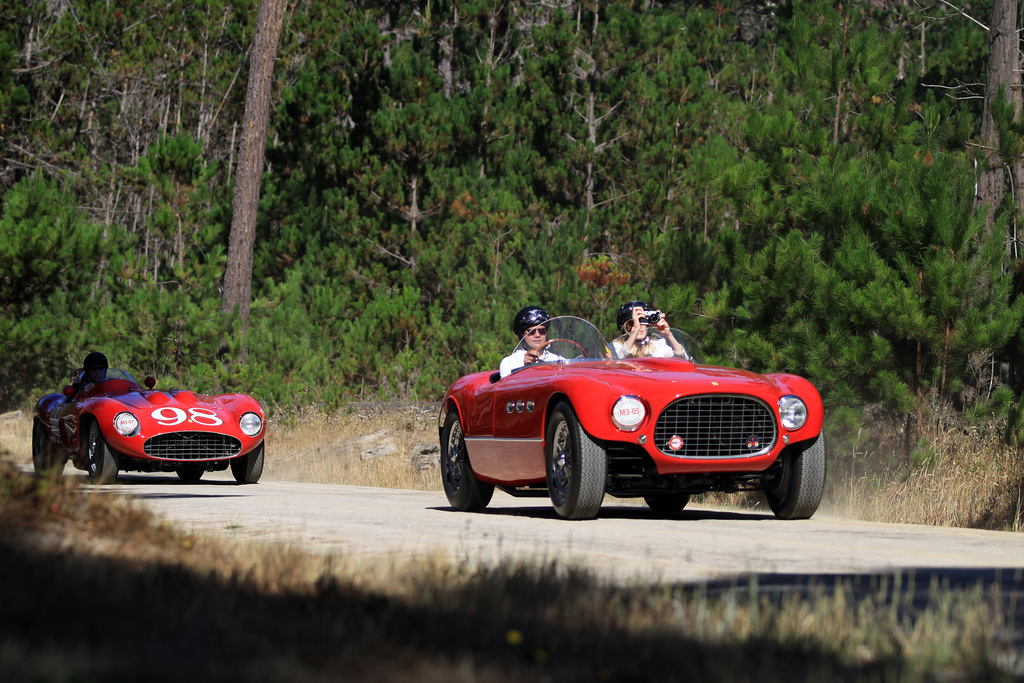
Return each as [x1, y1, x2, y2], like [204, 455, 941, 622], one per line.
[35, 373, 265, 473]
[445, 358, 823, 487]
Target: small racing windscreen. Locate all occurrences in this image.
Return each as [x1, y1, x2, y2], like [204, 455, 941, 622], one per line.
[512, 316, 612, 363]
[105, 368, 138, 383]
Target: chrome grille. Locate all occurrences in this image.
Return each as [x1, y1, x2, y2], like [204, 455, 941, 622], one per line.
[144, 432, 242, 461]
[653, 395, 777, 458]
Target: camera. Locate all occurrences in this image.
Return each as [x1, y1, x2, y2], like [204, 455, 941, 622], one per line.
[642, 310, 661, 326]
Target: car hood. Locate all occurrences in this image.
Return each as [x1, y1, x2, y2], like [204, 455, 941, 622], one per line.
[526, 358, 811, 398]
[101, 389, 252, 413]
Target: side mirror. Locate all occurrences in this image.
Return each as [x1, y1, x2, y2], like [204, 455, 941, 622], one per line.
[144, 376, 157, 389]
[63, 385, 75, 398]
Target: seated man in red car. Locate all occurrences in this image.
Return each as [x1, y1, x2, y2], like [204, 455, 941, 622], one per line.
[72, 351, 109, 394]
[499, 306, 563, 377]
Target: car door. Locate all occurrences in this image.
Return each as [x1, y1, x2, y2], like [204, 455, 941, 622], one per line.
[490, 367, 554, 482]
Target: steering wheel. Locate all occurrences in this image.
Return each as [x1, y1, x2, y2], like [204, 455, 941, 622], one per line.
[539, 338, 587, 358]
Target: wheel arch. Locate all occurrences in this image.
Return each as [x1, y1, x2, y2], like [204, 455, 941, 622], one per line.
[438, 397, 464, 439]
[543, 392, 572, 437]
[77, 412, 99, 452]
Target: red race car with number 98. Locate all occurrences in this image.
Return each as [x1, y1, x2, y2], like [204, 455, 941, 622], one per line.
[32, 367, 266, 484]
[439, 316, 825, 520]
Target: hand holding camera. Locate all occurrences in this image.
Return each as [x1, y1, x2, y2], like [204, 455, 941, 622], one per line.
[641, 310, 661, 326]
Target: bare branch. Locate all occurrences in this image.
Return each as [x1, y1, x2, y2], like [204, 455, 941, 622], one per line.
[936, 0, 989, 31]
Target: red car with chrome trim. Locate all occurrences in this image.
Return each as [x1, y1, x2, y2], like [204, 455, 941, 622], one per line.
[32, 368, 266, 484]
[439, 317, 825, 520]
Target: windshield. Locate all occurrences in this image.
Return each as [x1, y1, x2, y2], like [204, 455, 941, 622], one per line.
[510, 316, 612, 363]
[505, 316, 704, 375]
[70, 367, 139, 386]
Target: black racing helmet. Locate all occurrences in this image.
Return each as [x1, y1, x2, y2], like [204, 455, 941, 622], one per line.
[616, 300, 649, 331]
[512, 305, 551, 338]
[83, 351, 108, 371]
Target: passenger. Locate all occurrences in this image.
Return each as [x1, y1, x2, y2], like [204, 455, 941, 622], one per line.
[499, 306, 563, 377]
[612, 300, 687, 359]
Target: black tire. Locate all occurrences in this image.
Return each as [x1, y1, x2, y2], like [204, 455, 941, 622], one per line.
[440, 410, 494, 511]
[765, 433, 826, 520]
[230, 442, 264, 484]
[85, 420, 118, 484]
[643, 492, 690, 515]
[177, 465, 205, 482]
[32, 419, 65, 477]
[545, 402, 607, 520]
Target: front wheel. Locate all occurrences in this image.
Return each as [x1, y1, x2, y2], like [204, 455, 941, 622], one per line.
[546, 402, 607, 520]
[86, 420, 118, 484]
[440, 410, 494, 511]
[32, 419, 65, 477]
[765, 434, 826, 520]
[230, 442, 264, 484]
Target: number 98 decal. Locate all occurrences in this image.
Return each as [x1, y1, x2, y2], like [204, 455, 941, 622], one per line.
[150, 407, 223, 426]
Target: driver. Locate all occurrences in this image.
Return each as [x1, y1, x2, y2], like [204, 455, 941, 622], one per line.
[499, 306, 563, 377]
[73, 351, 109, 393]
[612, 300, 687, 359]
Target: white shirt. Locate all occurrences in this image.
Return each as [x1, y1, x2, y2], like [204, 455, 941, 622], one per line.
[612, 336, 677, 359]
[499, 349, 564, 378]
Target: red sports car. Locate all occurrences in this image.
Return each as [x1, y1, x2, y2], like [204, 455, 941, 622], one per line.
[439, 317, 825, 520]
[32, 368, 266, 484]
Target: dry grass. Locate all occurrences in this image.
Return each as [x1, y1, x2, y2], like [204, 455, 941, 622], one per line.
[263, 402, 442, 490]
[824, 423, 1024, 531]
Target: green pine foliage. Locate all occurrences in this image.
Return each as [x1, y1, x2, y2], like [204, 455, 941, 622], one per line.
[2, 0, 1021, 452]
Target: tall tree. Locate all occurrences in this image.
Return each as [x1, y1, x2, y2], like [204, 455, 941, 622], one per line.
[222, 0, 288, 329]
[976, 0, 1023, 254]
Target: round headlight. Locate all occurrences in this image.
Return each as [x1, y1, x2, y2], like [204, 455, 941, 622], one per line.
[239, 412, 263, 437]
[113, 412, 139, 437]
[779, 396, 808, 430]
[612, 396, 646, 431]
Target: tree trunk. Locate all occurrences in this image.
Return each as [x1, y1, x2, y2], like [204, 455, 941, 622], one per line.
[977, 0, 1021, 247]
[222, 0, 288, 330]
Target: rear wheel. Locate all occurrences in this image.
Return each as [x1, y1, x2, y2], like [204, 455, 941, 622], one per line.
[230, 442, 264, 484]
[643, 492, 690, 515]
[177, 465, 205, 482]
[765, 434, 826, 520]
[86, 421, 118, 484]
[440, 410, 494, 511]
[32, 420, 65, 477]
[546, 402, 607, 520]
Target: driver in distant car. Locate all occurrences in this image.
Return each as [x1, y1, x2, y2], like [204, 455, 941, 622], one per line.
[499, 306, 564, 377]
[612, 300, 687, 359]
[72, 351, 109, 394]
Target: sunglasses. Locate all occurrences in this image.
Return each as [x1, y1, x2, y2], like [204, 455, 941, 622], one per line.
[524, 326, 548, 336]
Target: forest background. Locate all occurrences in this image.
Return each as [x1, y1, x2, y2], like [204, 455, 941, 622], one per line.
[4, 0, 1024, 466]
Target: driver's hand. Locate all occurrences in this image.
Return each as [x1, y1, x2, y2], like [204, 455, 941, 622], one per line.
[524, 349, 540, 364]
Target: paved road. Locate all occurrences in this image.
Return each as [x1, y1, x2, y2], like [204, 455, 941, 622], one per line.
[107, 472, 1024, 586]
